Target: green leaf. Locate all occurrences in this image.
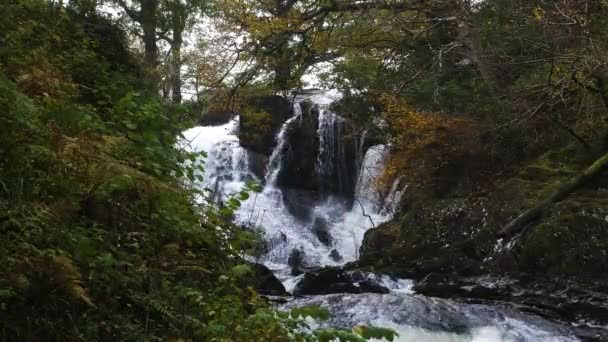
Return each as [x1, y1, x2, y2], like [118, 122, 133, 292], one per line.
[290, 305, 330, 321]
[353, 326, 398, 341]
[238, 191, 250, 201]
[231, 264, 253, 278]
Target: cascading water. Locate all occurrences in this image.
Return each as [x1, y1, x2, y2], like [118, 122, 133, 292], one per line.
[266, 103, 302, 185]
[182, 117, 253, 202]
[315, 108, 341, 181]
[182, 90, 583, 342]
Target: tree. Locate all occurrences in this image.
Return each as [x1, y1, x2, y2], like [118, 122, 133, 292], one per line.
[115, 0, 162, 89]
[217, 0, 433, 93]
[158, 0, 213, 104]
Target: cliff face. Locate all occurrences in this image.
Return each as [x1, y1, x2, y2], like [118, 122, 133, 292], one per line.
[238, 96, 364, 202]
[277, 101, 359, 198]
[358, 144, 608, 280]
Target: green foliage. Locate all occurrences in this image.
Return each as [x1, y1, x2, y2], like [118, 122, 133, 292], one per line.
[0, 2, 394, 341]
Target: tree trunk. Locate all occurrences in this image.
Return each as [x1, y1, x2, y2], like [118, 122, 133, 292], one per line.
[455, 0, 495, 87]
[498, 151, 608, 238]
[141, 0, 159, 91]
[170, 3, 186, 104]
[171, 40, 182, 104]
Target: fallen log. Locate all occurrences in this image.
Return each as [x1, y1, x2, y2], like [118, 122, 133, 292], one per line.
[498, 151, 608, 238]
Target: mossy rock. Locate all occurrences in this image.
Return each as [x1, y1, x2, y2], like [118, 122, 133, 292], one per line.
[518, 193, 608, 277]
[238, 95, 291, 155]
[359, 198, 488, 277]
[239, 108, 274, 154]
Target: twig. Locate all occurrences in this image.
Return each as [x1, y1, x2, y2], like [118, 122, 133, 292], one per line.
[356, 198, 375, 228]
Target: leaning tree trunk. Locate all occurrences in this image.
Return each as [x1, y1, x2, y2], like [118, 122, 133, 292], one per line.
[499, 151, 608, 238]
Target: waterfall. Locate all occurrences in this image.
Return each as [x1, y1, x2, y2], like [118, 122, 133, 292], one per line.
[315, 108, 338, 178]
[182, 117, 253, 203]
[181, 91, 582, 342]
[265, 103, 302, 185]
[184, 93, 402, 274]
[354, 145, 389, 211]
[356, 129, 369, 172]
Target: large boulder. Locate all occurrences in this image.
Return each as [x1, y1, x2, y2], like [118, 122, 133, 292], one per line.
[248, 263, 288, 296]
[199, 109, 233, 126]
[239, 95, 292, 155]
[281, 189, 320, 221]
[311, 216, 332, 246]
[293, 267, 389, 295]
[358, 206, 484, 279]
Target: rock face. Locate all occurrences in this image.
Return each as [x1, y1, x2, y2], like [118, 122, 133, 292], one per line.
[358, 202, 485, 279]
[249, 263, 288, 296]
[238, 95, 292, 155]
[277, 101, 361, 200]
[293, 267, 389, 295]
[358, 145, 608, 280]
[276, 101, 321, 192]
[199, 109, 233, 126]
[246, 150, 269, 180]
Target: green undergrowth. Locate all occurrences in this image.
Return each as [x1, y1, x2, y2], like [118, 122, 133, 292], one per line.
[0, 2, 396, 341]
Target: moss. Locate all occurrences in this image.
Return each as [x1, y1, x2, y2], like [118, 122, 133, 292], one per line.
[518, 196, 608, 276]
[238, 108, 274, 154]
[238, 95, 291, 155]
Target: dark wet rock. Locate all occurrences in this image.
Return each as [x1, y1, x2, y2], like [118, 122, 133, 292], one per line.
[254, 232, 287, 257]
[281, 189, 319, 221]
[288, 249, 307, 276]
[277, 101, 320, 192]
[247, 151, 269, 180]
[294, 267, 356, 295]
[359, 279, 390, 294]
[293, 267, 389, 295]
[357, 145, 608, 280]
[412, 273, 463, 298]
[239, 95, 292, 155]
[349, 270, 367, 282]
[412, 274, 608, 334]
[312, 217, 332, 246]
[199, 109, 233, 126]
[329, 249, 343, 262]
[248, 263, 288, 296]
[276, 101, 361, 200]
